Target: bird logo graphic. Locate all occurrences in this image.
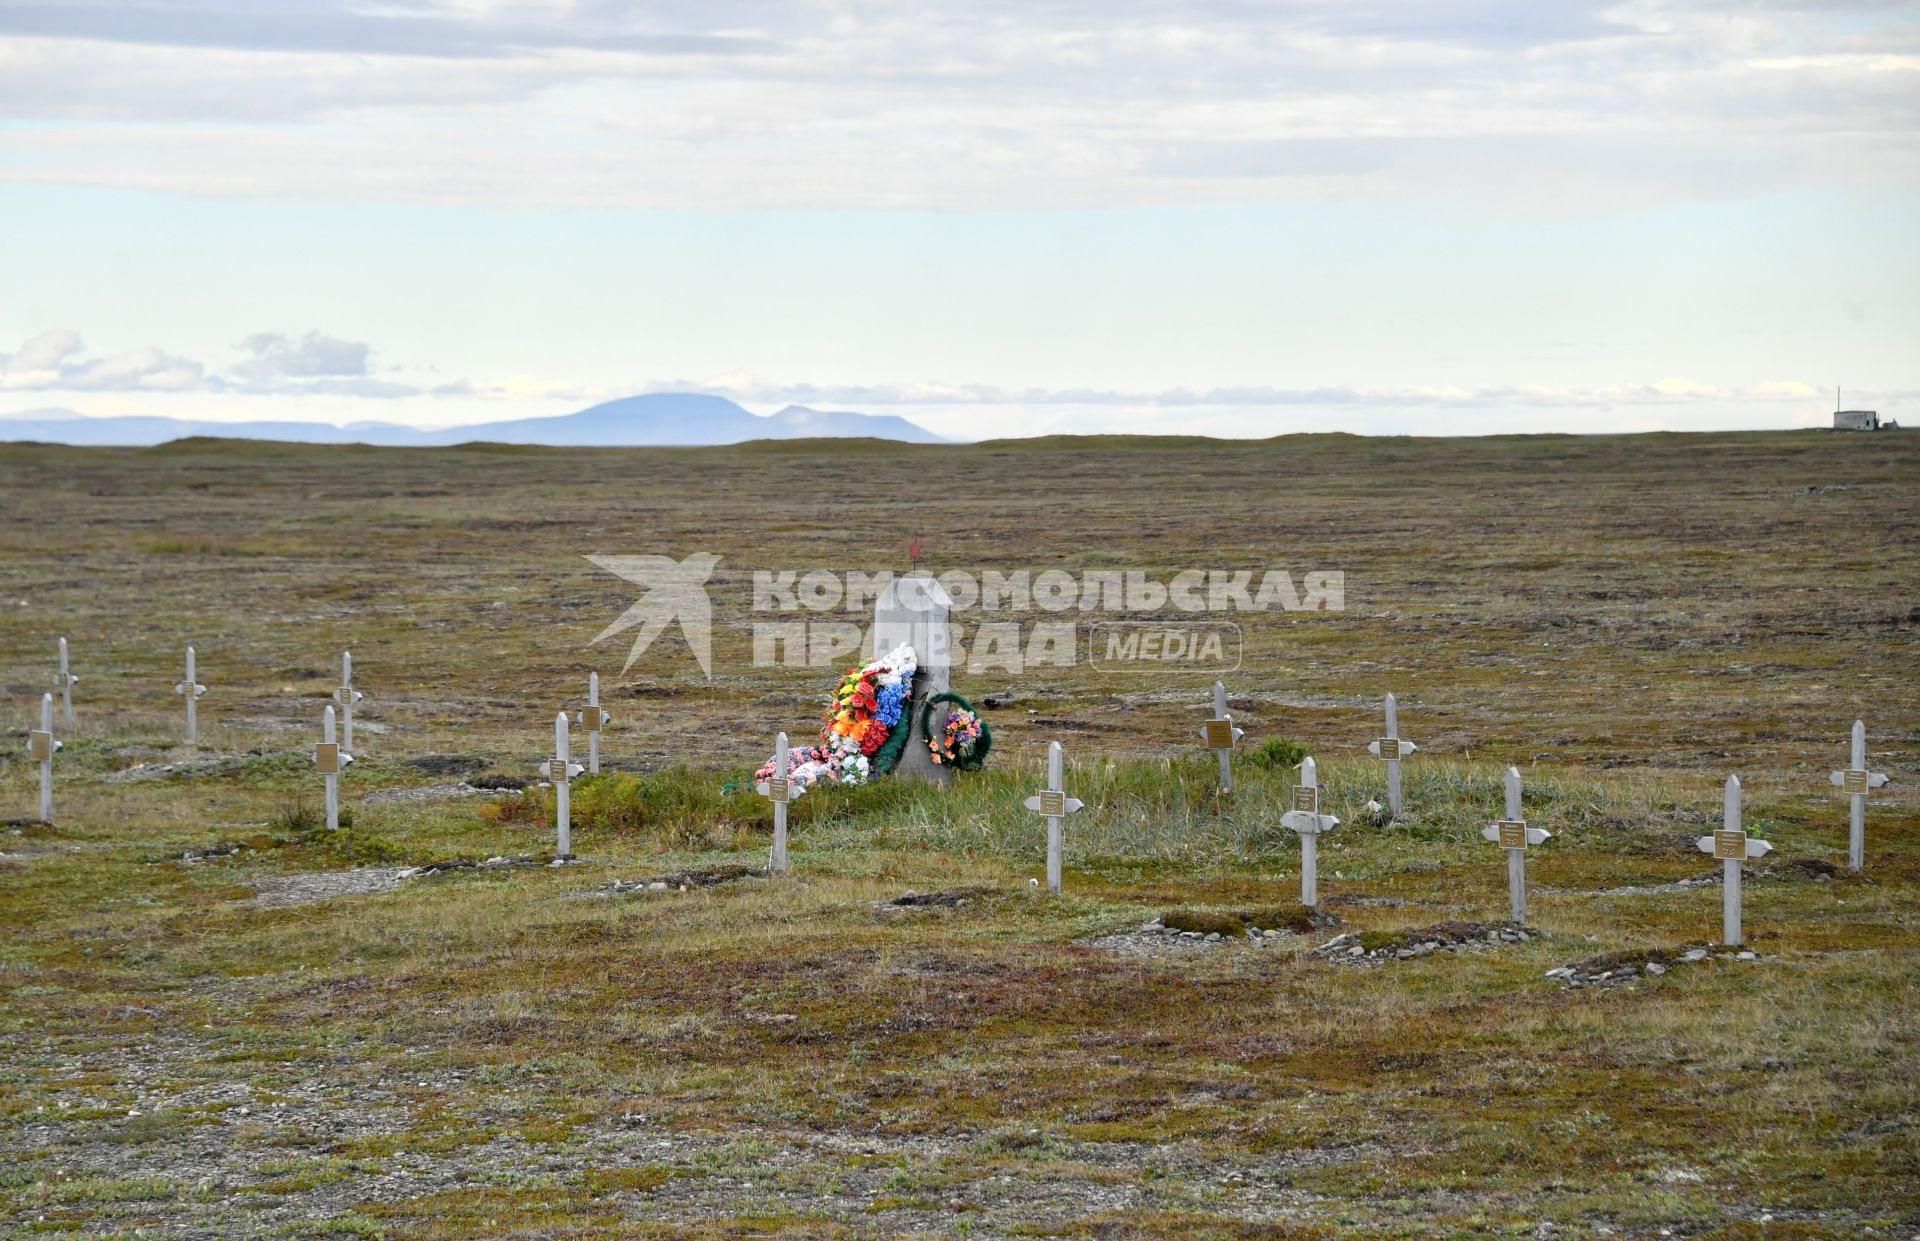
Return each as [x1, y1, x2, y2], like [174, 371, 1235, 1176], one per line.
[587, 553, 720, 678]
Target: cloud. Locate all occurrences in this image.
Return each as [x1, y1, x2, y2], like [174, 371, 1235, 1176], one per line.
[229, 331, 369, 382]
[0, 1, 1913, 210]
[2, 329, 1904, 423]
[0, 328, 585, 401]
[0, 331, 204, 392]
[662, 374, 1851, 411]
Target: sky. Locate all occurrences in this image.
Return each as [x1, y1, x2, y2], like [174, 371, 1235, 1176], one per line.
[1, 0, 1916, 439]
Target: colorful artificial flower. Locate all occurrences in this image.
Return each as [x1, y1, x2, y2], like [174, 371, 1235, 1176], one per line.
[758, 643, 918, 790]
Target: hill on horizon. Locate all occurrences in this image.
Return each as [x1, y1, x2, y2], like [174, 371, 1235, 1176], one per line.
[0, 394, 948, 448]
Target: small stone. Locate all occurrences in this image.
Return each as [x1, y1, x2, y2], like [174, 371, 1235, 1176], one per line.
[1183, 931, 1201, 940]
[648, 881, 668, 891]
[1348, 945, 1365, 956]
[1645, 962, 1667, 976]
[1682, 949, 1708, 962]
[1263, 929, 1280, 938]
[1736, 950, 1757, 961]
[1394, 948, 1413, 959]
[1204, 932, 1222, 942]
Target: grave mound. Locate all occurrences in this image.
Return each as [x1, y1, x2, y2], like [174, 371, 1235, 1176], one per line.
[1161, 905, 1334, 937]
[1316, 921, 1538, 963]
[607, 864, 765, 894]
[407, 754, 489, 776]
[883, 888, 989, 908]
[1545, 944, 1758, 988]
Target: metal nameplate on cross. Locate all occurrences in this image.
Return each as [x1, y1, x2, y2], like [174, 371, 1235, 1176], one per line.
[1497, 820, 1528, 850]
[1204, 719, 1237, 750]
[28, 730, 55, 762]
[1291, 785, 1320, 814]
[766, 776, 790, 804]
[314, 742, 343, 775]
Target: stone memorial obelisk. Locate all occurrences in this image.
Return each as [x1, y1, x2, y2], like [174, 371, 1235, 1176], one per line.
[873, 572, 953, 788]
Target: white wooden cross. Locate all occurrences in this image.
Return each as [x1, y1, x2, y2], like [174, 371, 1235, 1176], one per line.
[1200, 680, 1245, 792]
[543, 711, 585, 860]
[1480, 765, 1551, 924]
[1829, 720, 1890, 874]
[1696, 775, 1772, 947]
[314, 704, 354, 831]
[755, 730, 794, 874]
[1280, 755, 1340, 906]
[573, 672, 612, 775]
[1365, 692, 1418, 815]
[1023, 740, 1083, 894]
[28, 692, 61, 824]
[53, 637, 78, 730]
[174, 646, 207, 745]
[332, 650, 364, 754]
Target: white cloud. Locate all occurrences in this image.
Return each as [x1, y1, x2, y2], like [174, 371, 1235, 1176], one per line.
[0, 1, 1913, 210]
[0, 331, 204, 392]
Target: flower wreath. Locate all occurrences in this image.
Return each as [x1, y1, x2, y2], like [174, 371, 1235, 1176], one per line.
[754, 643, 917, 796]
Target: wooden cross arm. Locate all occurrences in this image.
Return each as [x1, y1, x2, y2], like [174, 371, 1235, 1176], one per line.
[1023, 792, 1084, 816]
[1281, 810, 1339, 835]
[542, 760, 586, 782]
[1829, 770, 1891, 789]
[1482, 824, 1552, 845]
[333, 688, 365, 704]
[1367, 739, 1418, 758]
[175, 682, 207, 696]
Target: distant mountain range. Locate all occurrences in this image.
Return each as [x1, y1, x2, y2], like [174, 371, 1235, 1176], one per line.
[0, 394, 948, 447]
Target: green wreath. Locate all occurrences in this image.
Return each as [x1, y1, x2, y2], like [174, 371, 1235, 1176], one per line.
[916, 691, 993, 772]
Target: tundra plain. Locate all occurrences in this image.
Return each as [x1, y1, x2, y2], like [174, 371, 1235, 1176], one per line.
[1, 430, 1916, 1239]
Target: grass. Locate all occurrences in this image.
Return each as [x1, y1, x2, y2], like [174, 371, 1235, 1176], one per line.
[0, 431, 1915, 1237]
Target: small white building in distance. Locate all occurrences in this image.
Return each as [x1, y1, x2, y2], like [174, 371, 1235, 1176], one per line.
[1834, 409, 1881, 431]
